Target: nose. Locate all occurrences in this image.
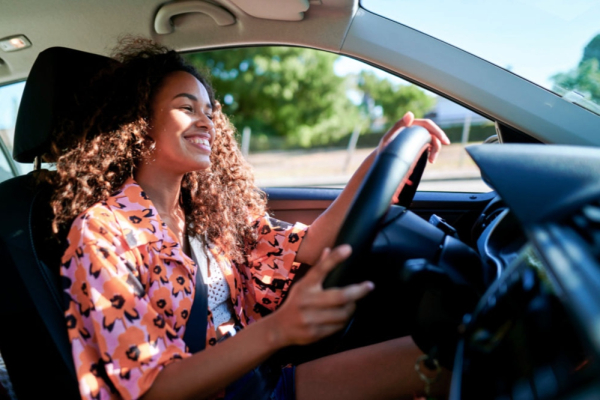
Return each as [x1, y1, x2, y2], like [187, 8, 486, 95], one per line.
[195, 112, 214, 131]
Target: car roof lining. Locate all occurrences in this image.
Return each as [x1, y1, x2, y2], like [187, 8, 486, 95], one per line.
[0, 0, 357, 84]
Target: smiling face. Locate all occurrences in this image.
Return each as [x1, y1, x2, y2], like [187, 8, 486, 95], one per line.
[146, 70, 214, 175]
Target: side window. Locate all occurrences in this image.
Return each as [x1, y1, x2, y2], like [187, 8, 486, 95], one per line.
[184, 47, 492, 192]
[0, 81, 28, 181]
[0, 139, 13, 183]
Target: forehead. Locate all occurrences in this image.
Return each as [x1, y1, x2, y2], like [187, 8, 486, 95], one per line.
[156, 71, 211, 104]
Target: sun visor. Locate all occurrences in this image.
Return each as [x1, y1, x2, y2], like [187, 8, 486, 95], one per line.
[230, 0, 309, 21]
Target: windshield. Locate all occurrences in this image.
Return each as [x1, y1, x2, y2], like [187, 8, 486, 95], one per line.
[361, 0, 600, 115]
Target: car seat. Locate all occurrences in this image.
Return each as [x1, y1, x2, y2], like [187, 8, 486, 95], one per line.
[0, 47, 116, 399]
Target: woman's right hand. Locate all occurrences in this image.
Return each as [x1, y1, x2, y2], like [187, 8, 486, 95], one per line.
[269, 245, 374, 347]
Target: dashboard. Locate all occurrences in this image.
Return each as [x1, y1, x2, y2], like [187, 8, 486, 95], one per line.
[448, 144, 600, 400]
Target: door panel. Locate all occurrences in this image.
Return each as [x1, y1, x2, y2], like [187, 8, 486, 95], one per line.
[264, 187, 496, 243]
[265, 187, 339, 225]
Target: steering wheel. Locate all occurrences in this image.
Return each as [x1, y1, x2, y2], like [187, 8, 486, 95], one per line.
[322, 125, 432, 289]
[272, 126, 433, 365]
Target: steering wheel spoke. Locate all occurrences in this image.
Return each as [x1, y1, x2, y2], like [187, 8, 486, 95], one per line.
[323, 126, 432, 289]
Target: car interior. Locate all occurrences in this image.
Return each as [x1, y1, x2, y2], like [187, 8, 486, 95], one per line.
[1, 1, 600, 399]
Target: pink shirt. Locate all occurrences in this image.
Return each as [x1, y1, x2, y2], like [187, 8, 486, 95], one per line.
[61, 178, 307, 399]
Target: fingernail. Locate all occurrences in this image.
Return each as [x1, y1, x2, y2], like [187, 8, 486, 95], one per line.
[338, 244, 352, 256]
[365, 281, 375, 290]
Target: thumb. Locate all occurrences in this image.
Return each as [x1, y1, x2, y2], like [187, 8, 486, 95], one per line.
[306, 245, 352, 285]
[381, 111, 415, 146]
[402, 111, 415, 126]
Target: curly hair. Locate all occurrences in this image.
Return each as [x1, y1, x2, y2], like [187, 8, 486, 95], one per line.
[50, 37, 267, 262]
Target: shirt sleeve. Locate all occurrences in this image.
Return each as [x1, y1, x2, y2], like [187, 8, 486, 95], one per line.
[62, 215, 190, 400]
[246, 214, 308, 311]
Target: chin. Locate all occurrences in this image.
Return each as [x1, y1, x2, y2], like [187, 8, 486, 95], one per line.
[191, 161, 211, 173]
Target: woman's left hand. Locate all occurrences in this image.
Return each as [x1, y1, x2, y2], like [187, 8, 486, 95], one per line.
[377, 111, 451, 163]
[295, 111, 450, 266]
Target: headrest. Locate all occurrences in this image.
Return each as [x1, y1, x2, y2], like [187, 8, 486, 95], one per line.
[13, 47, 116, 163]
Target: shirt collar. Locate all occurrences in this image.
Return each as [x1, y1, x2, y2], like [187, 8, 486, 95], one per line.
[105, 177, 177, 250]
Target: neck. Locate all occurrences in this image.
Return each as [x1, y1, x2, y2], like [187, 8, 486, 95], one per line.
[134, 163, 184, 217]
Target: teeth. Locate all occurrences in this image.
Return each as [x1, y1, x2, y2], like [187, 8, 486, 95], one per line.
[187, 137, 210, 147]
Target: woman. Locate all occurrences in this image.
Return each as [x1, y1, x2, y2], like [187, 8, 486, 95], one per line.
[53, 38, 450, 400]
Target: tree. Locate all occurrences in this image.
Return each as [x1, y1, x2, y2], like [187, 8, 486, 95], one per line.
[552, 34, 600, 103]
[356, 70, 436, 130]
[583, 34, 600, 64]
[184, 48, 362, 147]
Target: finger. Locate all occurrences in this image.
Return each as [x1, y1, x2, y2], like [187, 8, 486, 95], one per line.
[340, 280, 375, 302]
[382, 111, 414, 143]
[412, 119, 451, 145]
[326, 281, 374, 305]
[308, 281, 374, 308]
[317, 247, 331, 264]
[389, 112, 413, 133]
[402, 111, 414, 126]
[392, 184, 402, 205]
[428, 136, 442, 163]
[304, 244, 352, 285]
[300, 247, 330, 286]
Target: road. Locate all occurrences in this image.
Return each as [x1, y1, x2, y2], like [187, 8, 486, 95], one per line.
[247, 143, 491, 193]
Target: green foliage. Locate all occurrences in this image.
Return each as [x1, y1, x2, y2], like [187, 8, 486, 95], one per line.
[552, 59, 600, 103]
[552, 34, 600, 104]
[356, 70, 436, 129]
[583, 34, 600, 64]
[184, 47, 436, 149]
[185, 47, 361, 147]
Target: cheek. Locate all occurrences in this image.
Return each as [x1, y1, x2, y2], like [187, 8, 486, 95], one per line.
[148, 121, 174, 143]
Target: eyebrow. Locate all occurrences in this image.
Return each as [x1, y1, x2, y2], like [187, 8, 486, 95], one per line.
[173, 93, 198, 101]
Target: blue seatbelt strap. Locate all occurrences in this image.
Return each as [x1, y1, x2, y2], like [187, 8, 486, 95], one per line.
[182, 252, 276, 400]
[183, 264, 208, 353]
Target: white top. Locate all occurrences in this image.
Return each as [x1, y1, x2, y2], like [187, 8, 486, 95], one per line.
[188, 236, 234, 329]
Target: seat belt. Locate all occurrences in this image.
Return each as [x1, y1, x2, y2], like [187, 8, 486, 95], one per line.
[182, 263, 208, 353]
[181, 238, 276, 400]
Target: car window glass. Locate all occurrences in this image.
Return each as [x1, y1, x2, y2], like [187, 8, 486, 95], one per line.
[0, 143, 12, 183]
[362, 0, 600, 116]
[184, 47, 492, 192]
[0, 81, 32, 177]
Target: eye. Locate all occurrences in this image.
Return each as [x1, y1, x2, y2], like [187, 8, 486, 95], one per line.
[206, 113, 214, 120]
[180, 105, 193, 112]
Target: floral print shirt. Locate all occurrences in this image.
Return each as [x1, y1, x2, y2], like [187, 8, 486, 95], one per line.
[61, 178, 307, 400]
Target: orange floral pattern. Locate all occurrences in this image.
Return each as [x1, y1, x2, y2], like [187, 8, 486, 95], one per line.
[61, 178, 307, 399]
